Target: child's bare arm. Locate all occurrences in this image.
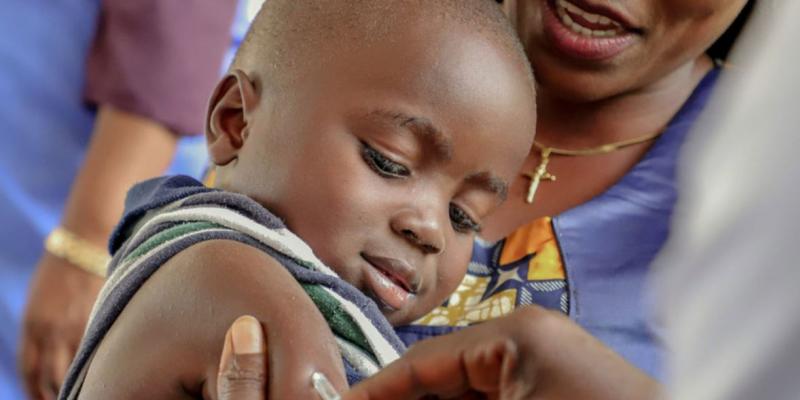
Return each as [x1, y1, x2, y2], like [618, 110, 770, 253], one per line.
[77, 239, 347, 399]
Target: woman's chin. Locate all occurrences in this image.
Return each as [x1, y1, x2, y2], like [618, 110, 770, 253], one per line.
[533, 61, 634, 103]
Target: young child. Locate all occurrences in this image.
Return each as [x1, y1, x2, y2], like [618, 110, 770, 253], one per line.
[60, 0, 537, 398]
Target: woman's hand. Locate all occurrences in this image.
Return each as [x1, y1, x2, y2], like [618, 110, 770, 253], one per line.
[345, 306, 663, 400]
[216, 307, 663, 400]
[217, 316, 269, 400]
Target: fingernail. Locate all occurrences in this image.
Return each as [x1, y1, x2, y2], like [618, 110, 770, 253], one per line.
[231, 315, 264, 355]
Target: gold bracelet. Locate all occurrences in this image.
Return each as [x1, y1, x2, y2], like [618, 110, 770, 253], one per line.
[45, 227, 110, 278]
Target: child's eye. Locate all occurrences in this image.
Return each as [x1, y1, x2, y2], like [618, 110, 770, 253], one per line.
[361, 141, 410, 178]
[449, 204, 482, 234]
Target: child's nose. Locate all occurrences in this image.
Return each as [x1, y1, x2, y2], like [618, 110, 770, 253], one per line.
[390, 208, 445, 255]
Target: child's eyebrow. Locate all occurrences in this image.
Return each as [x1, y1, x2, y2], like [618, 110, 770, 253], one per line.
[466, 171, 509, 202]
[366, 109, 453, 161]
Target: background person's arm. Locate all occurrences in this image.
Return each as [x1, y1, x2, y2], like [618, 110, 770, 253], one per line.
[20, 107, 177, 400]
[19, 1, 237, 398]
[57, 106, 179, 257]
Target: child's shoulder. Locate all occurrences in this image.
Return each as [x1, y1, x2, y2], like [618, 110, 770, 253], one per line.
[78, 239, 344, 398]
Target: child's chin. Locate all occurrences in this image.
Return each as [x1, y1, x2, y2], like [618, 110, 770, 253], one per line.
[382, 307, 420, 327]
[370, 299, 408, 326]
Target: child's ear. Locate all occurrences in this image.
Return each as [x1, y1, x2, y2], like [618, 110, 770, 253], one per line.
[205, 69, 259, 166]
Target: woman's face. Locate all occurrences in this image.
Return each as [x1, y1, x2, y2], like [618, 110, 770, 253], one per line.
[508, 0, 748, 102]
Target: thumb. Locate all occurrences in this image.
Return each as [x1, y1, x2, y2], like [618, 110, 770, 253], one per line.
[217, 315, 269, 400]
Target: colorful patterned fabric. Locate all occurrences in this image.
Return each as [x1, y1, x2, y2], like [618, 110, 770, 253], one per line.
[414, 217, 567, 327]
[60, 176, 405, 399]
[398, 69, 722, 381]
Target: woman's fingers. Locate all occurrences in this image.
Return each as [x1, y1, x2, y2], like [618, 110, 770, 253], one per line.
[463, 337, 518, 394]
[344, 331, 518, 400]
[217, 316, 269, 400]
[38, 338, 66, 400]
[18, 332, 43, 399]
[47, 337, 73, 391]
[341, 355, 428, 400]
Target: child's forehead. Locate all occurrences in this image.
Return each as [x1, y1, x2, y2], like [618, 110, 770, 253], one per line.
[308, 22, 528, 101]
[286, 26, 535, 169]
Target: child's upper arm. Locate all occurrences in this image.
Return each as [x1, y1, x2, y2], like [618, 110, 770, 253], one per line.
[78, 239, 347, 399]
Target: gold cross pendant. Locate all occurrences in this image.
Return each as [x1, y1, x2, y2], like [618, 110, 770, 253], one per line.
[523, 147, 556, 204]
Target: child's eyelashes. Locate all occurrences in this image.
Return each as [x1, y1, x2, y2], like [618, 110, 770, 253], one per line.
[449, 204, 482, 234]
[361, 141, 411, 178]
[361, 140, 481, 234]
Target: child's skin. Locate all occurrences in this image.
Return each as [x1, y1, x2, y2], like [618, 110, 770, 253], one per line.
[76, 2, 537, 399]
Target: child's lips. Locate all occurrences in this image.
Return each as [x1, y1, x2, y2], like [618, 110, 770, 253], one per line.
[363, 266, 411, 311]
[361, 253, 420, 311]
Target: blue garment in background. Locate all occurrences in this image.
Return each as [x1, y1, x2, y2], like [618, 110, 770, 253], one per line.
[0, 3, 99, 398]
[554, 69, 720, 378]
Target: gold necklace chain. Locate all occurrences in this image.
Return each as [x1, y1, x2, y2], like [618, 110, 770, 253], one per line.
[522, 129, 664, 204]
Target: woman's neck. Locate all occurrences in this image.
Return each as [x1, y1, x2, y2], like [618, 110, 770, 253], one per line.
[535, 56, 714, 148]
[481, 55, 717, 241]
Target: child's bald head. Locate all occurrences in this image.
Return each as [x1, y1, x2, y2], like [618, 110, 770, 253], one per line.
[231, 0, 533, 93]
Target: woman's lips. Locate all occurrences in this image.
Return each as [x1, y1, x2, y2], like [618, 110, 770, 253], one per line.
[361, 253, 419, 311]
[542, 0, 639, 61]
